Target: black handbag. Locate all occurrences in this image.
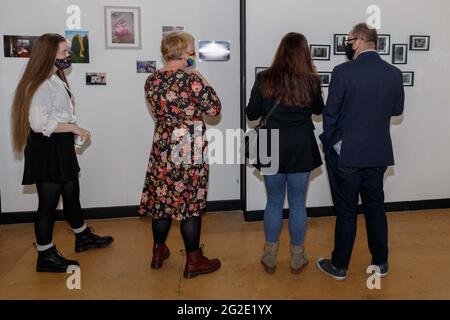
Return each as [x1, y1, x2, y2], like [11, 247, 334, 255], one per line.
[244, 101, 279, 162]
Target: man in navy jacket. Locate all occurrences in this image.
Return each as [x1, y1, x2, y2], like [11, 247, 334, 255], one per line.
[317, 23, 404, 280]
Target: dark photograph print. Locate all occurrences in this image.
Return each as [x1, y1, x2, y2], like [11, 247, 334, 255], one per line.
[402, 71, 414, 87]
[3, 35, 39, 58]
[377, 34, 391, 55]
[392, 44, 408, 64]
[317, 72, 332, 87]
[334, 34, 347, 55]
[310, 45, 331, 61]
[410, 35, 430, 51]
[86, 72, 107, 85]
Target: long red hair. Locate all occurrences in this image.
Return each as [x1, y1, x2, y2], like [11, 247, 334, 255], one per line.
[260, 32, 320, 107]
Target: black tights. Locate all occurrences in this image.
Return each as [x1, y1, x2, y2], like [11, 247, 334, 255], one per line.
[35, 179, 85, 245]
[152, 216, 201, 252]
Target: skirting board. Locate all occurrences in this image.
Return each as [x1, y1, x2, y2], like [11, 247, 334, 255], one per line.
[243, 198, 450, 221]
[0, 199, 241, 225]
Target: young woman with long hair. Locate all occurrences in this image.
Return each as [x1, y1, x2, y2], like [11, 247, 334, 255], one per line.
[246, 32, 324, 274]
[11, 33, 113, 273]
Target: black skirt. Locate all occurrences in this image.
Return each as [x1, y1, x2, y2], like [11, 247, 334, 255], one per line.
[22, 131, 80, 185]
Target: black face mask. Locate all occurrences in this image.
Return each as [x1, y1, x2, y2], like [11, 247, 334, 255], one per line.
[345, 42, 356, 60]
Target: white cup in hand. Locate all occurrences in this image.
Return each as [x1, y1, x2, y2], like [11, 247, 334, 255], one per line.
[74, 135, 85, 148]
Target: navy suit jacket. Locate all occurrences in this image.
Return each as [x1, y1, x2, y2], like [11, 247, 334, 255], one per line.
[319, 51, 405, 167]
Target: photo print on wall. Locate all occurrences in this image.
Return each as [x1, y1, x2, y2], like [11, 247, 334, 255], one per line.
[162, 26, 184, 38]
[310, 45, 331, 61]
[137, 60, 156, 73]
[198, 41, 231, 62]
[86, 72, 107, 85]
[104, 6, 141, 49]
[65, 30, 90, 63]
[3, 35, 39, 58]
[410, 35, 430, 51]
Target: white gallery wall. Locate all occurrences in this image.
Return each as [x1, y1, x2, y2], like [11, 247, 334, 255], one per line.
[246, 0, 450, 211]
[0, 0, 241, 212]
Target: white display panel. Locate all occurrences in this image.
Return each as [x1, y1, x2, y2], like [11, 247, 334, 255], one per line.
[246, 0, 450, 211]
[0, 0, 241, 212]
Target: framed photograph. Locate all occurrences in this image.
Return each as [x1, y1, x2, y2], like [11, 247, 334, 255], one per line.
[137, 60, 156, 73]
[104, 6, 141, 49]
[86, 72, 106, 85]
[65, 30, 90, 63]
[334, 34, 347, 55]
[410, 35, 430, 51]
[198, 41, 231, 62]
[377, 34, 391, 55]
[310, 44, 331, 61]
[318, 72, 332, 87]
[3, 35, 39, 58]
[392, 44, 408, 64]
[162, 26, 184, 38]
[402, 71, 414, 87]
[255, 66, 268, 77]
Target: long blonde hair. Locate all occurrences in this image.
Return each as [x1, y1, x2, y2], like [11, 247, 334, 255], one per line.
[11, 33, 69, 152]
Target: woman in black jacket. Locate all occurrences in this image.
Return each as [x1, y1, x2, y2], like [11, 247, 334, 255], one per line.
[246, 32, 324, 274]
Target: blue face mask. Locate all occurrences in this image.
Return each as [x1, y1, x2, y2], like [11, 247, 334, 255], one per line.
[186, 52, 196, 67]
[55, 55, 72, 70]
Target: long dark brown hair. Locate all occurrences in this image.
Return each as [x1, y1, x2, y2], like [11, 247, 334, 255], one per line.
[11, 33, 69, 152]
[260, 32, 320, 107]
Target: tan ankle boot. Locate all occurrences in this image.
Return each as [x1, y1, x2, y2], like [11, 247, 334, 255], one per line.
[260, 242, 279, 273]
[290, 245, 308, 274]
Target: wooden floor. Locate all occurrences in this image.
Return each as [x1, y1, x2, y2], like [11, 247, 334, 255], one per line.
[1, 209, 450, 300]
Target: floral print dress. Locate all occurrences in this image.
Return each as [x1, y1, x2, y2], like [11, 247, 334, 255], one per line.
[138, 70, 221, 220]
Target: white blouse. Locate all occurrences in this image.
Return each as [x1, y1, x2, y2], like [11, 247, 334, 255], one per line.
[29, 74, 76, 137]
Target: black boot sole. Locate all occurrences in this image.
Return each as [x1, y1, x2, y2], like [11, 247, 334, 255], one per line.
[75, 238, 114, 253]
[183, 264, 221, 279]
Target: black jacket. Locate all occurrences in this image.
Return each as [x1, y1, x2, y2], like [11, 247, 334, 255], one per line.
[246, 73, 324, 173]
[319, 51, 404, 167]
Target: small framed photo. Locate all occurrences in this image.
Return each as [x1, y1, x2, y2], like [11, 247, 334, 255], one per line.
[410, 35, 430, 51]
[255, 66, 268, 77]
[86, 72, 106, 85]
[104, 6, 141, 49]
[137, 60, 156, 73]
[317, 72, 332, 87]
[334, 34, 347, 55]
[377, 34, 391, 55]
[402, 71, 414, 87]
[310, 44, 331, 61]
[392, 44, 408, 64]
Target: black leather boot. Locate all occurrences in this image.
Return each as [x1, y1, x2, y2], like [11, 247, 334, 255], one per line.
[75, 226, 114, 252]
[36, 246, 79, 273]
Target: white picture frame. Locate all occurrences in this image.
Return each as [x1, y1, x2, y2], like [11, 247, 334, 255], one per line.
[104, 6, 141, 49]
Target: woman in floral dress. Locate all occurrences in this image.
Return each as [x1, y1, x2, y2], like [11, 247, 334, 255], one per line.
[138, 32, 222, 278]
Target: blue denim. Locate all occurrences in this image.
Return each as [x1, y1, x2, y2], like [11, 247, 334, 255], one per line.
[263, 172, 310, 246]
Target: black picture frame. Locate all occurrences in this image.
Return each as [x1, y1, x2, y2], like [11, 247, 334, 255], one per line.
[317, 72, 332, 87]
[310, 44, 331, 61]
[255, 66, 268, 78]
[392, 44, 408, 65]
[377, 34, 391, 55]
[402, 71, 414, 87]
[409, 35, 430, 51]
[333, 34, 347, 55]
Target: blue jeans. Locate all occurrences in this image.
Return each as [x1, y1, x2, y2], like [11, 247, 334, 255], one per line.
[263, 172, 310, 246]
